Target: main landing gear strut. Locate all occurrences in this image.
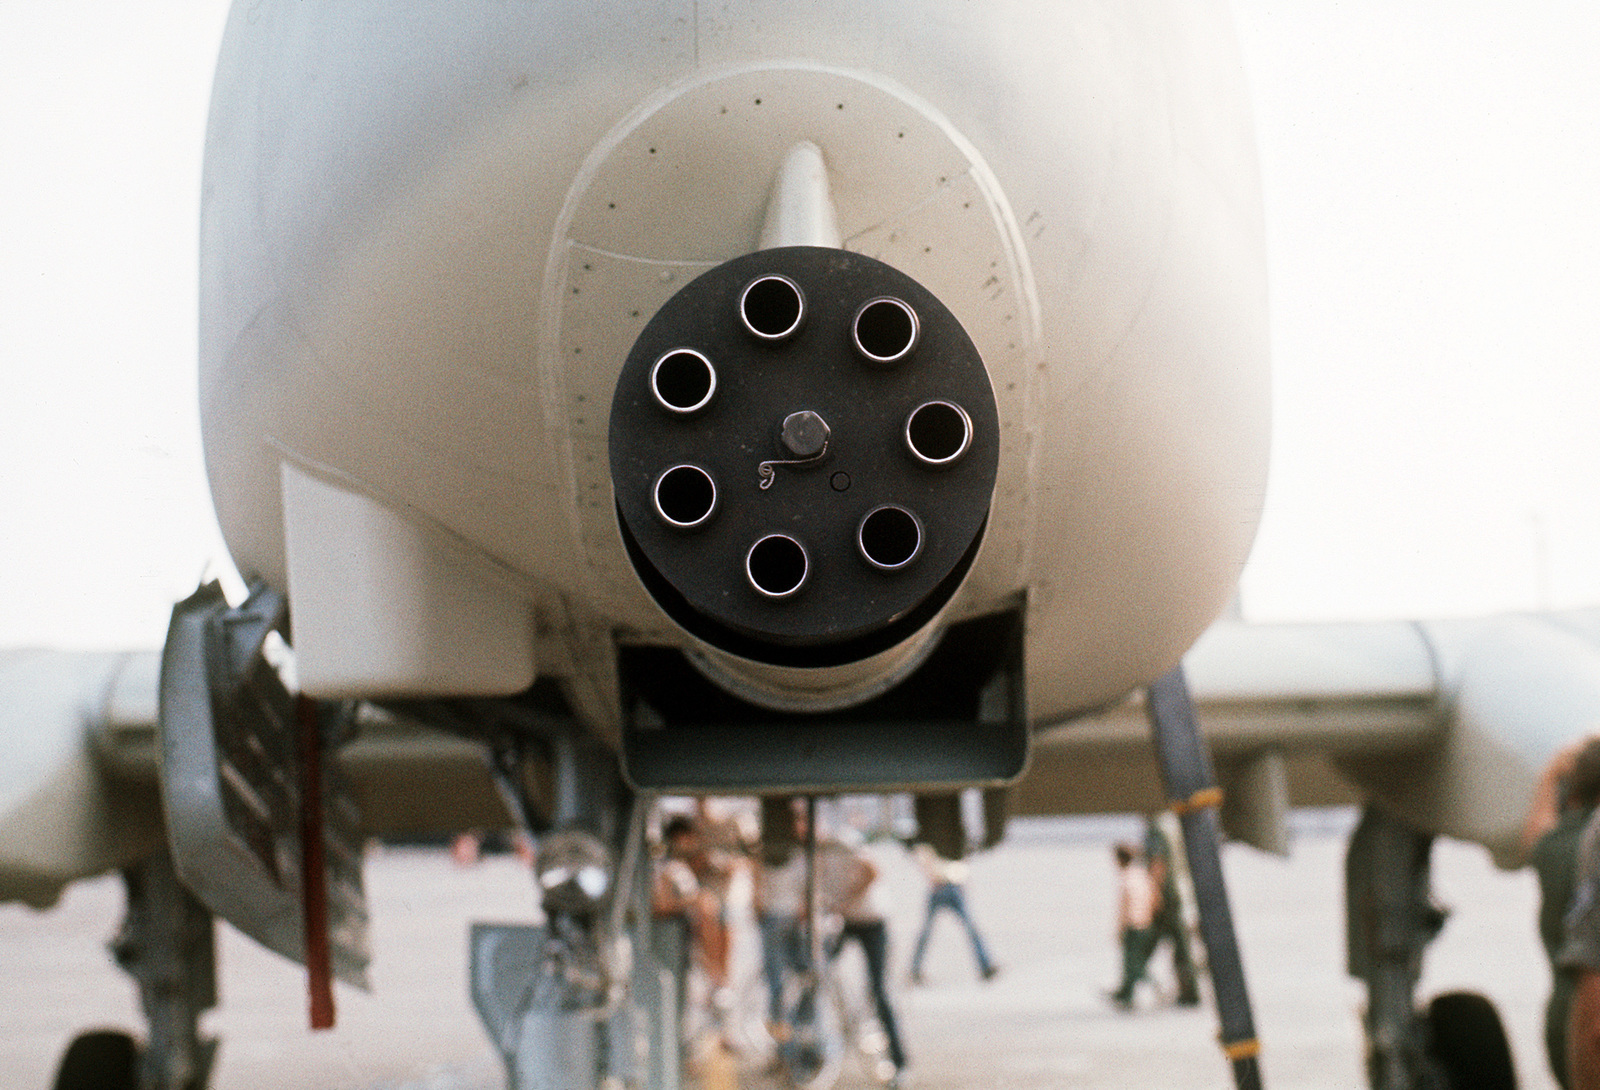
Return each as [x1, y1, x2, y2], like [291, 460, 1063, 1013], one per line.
[1345, 805, 1517, 1090]
[1145, 666, 1263, 1090]
[53, 849, 218, 1090]
[1146, 666, 1520, 1090]
[469, 727, 681, 1090]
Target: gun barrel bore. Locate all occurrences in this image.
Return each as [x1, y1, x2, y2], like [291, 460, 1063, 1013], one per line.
[653, 464, 719, 530]
[853, 296, 920, 365]
[746, 534, 810, 598]
[740, 274, 806, 341]
[905, 400, 973, 466]
[650, 349, 718, 415]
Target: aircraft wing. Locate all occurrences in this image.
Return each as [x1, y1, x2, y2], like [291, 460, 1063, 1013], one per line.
[0, 651, 164, 909]
[10, 608, 1596, 911]
[0, 648, 513, 914]
[1019, 610, 1600, 866]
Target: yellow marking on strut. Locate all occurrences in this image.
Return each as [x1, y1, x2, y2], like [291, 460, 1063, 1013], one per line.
[1169, 787, 1224, 815]
[1221, 1038, 1262, 1062]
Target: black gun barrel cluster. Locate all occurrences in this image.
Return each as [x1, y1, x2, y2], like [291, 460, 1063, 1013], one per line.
[609, 247, 999, 667]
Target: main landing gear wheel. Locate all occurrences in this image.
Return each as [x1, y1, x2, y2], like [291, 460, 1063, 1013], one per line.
[1425, 991, 1516, 1090]
[52, 1030, 139, 1090]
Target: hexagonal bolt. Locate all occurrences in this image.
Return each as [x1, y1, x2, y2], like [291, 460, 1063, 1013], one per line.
[780, 410, 830, 458]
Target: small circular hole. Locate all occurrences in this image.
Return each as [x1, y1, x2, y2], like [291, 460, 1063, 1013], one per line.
[853, 297, 920, 364]
[746, 534, 809, 598]
[905, 401, 973, 466]
[858, 506, 923, 571]
[653, 465, 718, 529]
[650, 349, 717, 414]
[740, 275, 806, 341]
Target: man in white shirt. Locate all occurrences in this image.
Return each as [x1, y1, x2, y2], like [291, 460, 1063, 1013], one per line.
[1109, 842, 1158, 1009]
[820, 834, 910, 1086]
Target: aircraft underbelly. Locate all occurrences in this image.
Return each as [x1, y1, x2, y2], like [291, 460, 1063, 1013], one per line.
[200, 0, 1267, 714]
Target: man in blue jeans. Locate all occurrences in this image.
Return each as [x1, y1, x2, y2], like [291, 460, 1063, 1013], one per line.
[755, 811, 811, 1036]
[823, 836, 911, 1087]
[909, 842, 999, 984]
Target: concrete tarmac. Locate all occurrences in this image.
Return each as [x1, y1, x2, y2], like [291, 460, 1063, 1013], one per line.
[0, 811, 1554, 1090]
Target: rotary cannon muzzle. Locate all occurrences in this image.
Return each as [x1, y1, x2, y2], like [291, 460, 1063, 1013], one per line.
[649, 349, 717, 415]
[853, 296, 921, 364]
[609, 247, 999, 668]
[740, 274, 806, 342]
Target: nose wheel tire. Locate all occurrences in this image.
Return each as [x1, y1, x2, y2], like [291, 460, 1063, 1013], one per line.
[1425, 991, 1516, 1090]
[52, 1030, 139, 1090]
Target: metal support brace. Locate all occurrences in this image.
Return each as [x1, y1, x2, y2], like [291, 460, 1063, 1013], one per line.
[1145, 665, 1263, 1090]
[111, 849, 218, 1090]
[473, 729, 668, 1090]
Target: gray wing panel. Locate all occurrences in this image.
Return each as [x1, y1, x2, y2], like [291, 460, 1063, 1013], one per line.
[0, 650, 163, 907]
[1019, 613, 1600, 866]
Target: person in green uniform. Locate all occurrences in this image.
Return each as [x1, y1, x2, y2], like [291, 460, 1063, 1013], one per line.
[1144, 816, 1200, 1006]
[1525, 735, 1600, 1088]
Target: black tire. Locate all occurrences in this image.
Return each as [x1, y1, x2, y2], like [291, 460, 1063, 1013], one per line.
[52, 1029, 139, 1090]
[1426, 991, 1517, 1090]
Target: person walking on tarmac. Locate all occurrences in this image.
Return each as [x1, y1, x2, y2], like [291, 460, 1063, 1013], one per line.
[1108, 842, 1158, 1010]
[1145, 816, 1201, 1006]
[820, 831, 911, 1088]
[755, 809, 811, 1040]
[908, 842, 999, 984]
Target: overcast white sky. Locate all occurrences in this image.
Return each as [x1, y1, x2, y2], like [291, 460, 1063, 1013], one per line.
[2, 1, 1598, 649]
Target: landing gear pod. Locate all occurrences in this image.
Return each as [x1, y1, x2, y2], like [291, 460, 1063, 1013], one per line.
[609, 247, 999, 668]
